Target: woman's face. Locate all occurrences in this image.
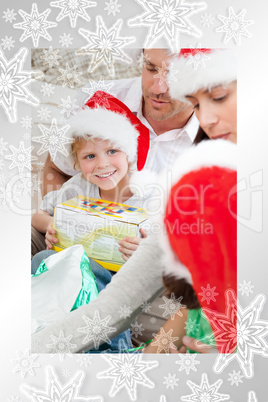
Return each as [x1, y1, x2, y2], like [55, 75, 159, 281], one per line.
[186, 82, 237, 143]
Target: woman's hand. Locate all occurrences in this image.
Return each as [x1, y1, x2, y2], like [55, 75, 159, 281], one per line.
[118, 228, 147, 261]
[169, 336, 218, 354]
[45, 224, 58, 250]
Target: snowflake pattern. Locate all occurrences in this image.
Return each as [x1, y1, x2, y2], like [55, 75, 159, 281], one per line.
[216, 7, 254, 46]
[104, 0, 121, 16]
[12, 349, 40, 378]
[47, 331, 76, 360]
[78, 16, 136, 77]
[5, 141, 35, 173]
[238, 280, 254, 296]
[2, 8, 17, 23]
[128, 0, 207, 52]
[40, 46, 61, 68]
[185, 318, 200, 335]
[163, 373, 179, 390]
[33, 118, 72, 161]
[82, 80, 115, 106]
[198, 283, 219, 304]
[0, 172, 6, 185]
[181, 373, 230, 401]
[200, 12, 214, 27]
[20, 116, 32, 131]
[62, 367, 71, 378]
[151, 327, 179, 353]
[0, 138, 8, 156]
[118, 304, 133, 319]
[59, 96, 79, 118]
[59, 32, 73, 48]
[77, 310, 116, 349]
[6, 395, 23, 402]
[153, 61, 172, 86]
[97, 354, 158, 401]
[77, 354, 93, 368]
[176, 354, 200, 375]
[37, 106, 52, 121]
[20, 366, 103, 402]
[40, 82, 55, 97]
[210, 292, 268, 378]
[149, 316, 157, 325]
[184, 44, 211, 70]
[0, 183, 20, 210]
[0, 47, 40, 123]
[130, 321, 145, 339]
[50, 0, 97, 28]
[141, 301, 152, 313]
[18, 173, 41, 196]
[1, 36, 15, 50]
[228, 369, 243, 386]
[57, 63, 82, 88]
[159, 293, 186, 320]
[14, 3, 57, 48]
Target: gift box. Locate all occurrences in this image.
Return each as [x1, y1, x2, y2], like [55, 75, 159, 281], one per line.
[52, 196, 148, 271]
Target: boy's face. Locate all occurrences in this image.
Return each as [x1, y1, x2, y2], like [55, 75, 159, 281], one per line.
[76, 139, 129, 190]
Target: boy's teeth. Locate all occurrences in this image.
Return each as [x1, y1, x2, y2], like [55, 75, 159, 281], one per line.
[97, 171, 114, 178]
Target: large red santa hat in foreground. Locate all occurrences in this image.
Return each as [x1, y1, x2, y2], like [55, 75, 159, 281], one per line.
[160, 139, 237, 353]
[168, 48, 236, 102]
[65, 91, 150, 171]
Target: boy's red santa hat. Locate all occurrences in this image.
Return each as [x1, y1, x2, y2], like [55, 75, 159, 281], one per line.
[66, 91, 150, 171]
[160, 139, 237, 350]
[168, 48, 236, 102]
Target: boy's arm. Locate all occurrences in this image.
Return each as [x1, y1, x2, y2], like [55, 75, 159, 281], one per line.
[41, 154, 72, 197]
[31, 234, 164, 353]
[31, 209, 53, 234]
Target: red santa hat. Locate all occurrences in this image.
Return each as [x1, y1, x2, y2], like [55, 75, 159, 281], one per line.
[160, 140, 237, 343]
[168, 48, 236, 102]
[66, 91, 150, 171]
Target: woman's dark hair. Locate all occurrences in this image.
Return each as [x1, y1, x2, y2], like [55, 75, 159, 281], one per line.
[193, 126, 210, 145]
[162, 275, 200, 309]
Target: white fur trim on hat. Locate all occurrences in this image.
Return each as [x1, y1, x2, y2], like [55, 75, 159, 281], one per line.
[66, 107, 139, 168]
[169, 49, 237, 102]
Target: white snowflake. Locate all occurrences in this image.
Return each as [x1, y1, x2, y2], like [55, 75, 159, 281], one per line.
[57, 63, 82, 88]
[18, 173, 41, 196]
[210, 292, 268, 379]
[5, 141, 35, 173]
[238, 280, 254, 296]
[77, 354, 93, 368]
[62, 367, 71, 378]
[37, 106, 52, 121]
[149, 316, 157, 325]
[163, 373, 179, 390]
[33, 118, 72, 161]
[228, 370, 243, 386]
[47, 330, 76, 360]
[130, 321, 145, 339]
[40, 82, 55, 97]
[20, 116, 32, 130]
[200, 12, 214, 27]
[59, 32, 73, 48]
[0, 183, 20, 210]
[184, 45, 211, 70]
[20, 366, 103, 402]
[118, 304, 133, 319]
[13, 3, 57, 48]
[181, 373, 230, 401]
[0, 47, 40, 123]
[198, 283, 219, 304]
[59, 96, 79, 118]
[40, 46, 61, 68]
[35, 161, 45, 171]
[2, 8, 17, 23]
[0, 138, 8, 155]
[153, 61, 171, 86]
[151, 327, 179, 353]
[185, 318, 200, 335]
[77, 310, 116, 349]
[6, 395, 23, 402]
[159, 293, 186, 320]
[12, 349, 40, 378]
[216, 7, 254, 46]
[175, 354, 200, 375]
[82, 80, 115, 106]
[141, 301, 152, 313]
[104, 0, 121, 16]
[97, 354, 158, 401]
[1, 36, 15, 50]
[51, 0, 97, 28]
[78, 16, 136, 77]
[23, 132, 31, 140]
[0, 172, 6, 185]
[127, 0, 207, 53]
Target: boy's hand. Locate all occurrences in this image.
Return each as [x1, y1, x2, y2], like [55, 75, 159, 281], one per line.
[118, 228, 147, 261]
[45, 224, 58, 250]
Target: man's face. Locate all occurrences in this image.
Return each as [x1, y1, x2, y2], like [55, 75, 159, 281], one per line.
[142, 49, 189, 121]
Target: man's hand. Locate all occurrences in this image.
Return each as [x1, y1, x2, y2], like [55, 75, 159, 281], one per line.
[45, 224, 58, 250]
[118, 228, 147, 261]
[169, 336, 218, 354]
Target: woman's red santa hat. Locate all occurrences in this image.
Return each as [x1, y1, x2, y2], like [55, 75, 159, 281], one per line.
[159, 139, 237, 352]
[65, 91, 150, 171]
[168, 48, 237, 102]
